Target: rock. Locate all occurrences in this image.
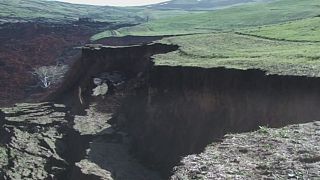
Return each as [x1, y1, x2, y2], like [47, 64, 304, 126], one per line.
[92, 83, 109, 97]
[0, 103, 68, 180]
[1, 102, 66, 125]
[72, 159, 113, 180]
[93, 78, 103, 86]
[74, 106, 112, 135]
[54, 104, 66, 108]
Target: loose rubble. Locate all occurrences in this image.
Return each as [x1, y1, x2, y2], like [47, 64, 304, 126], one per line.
[171, 122, 320, 179]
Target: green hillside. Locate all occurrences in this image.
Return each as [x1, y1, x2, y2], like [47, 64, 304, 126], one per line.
[149, 0, 270, 10]
[153, 33, 320, 77]
[0, 0, 205, 27]
[0, 0, 141, 23]
[92, 0, 320, 39]
[242, 17, 320, 42]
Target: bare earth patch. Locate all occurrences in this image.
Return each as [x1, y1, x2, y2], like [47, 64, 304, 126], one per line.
[172, 121, 320, 179]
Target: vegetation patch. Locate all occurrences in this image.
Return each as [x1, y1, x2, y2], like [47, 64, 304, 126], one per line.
[0, 0, 140, 23]
[93, 0, 320, 39]
[243, 17, 320, 42]
[153, 33, 320, 76]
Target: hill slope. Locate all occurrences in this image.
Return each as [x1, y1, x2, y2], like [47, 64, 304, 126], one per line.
[93, 0, 320, 39]
[150, 0, 272, 10]
[0, 0, 141, 23]
[242, 17, 320, 42]
[154, 32, 320, 77]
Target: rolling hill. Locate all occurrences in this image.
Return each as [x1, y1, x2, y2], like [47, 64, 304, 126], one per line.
[0, 0, 142, 23]
[92, 0, 320, 39]
[242, 17, 320, 42]
[153, 32, 320, 77]
[149, 0, 272, 10]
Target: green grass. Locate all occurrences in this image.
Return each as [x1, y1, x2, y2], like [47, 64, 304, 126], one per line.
[149, 0, 270, 10]
[0, 0, 207, 25]
[258, 126, 270, 134]
[153, 33, 320, 77]
[93, 0, 320, 39]
[0, 0, 141, 23]
[242, 17, 320, 42]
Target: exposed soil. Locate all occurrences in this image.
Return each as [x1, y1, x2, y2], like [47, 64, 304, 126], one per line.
[94, 36, 167, 46]
[120, 66, 320, 176]
[50, 42, 178, 112]
[52, 44, 320, 179]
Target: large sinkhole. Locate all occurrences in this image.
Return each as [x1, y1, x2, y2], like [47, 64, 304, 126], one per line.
[53, 42, 320, 179]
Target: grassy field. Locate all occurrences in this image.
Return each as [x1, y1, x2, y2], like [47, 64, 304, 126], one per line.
[153, 33, 320, 77]
[92, 0, 320, 39]
[0, 0, 141, 23]
[148, 0, 269, 10]
[0, 0, 213, 25]
[242, 17, 320, 42]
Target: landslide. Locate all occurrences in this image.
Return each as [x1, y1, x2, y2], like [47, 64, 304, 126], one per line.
[51, 42, 320, 179]
[1, 34, 319, 180]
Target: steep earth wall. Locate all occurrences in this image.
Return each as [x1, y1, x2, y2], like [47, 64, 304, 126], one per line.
[119, 66, 320, 175]
[51, 43, 178, 111]
[93, 36, 166, 46]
